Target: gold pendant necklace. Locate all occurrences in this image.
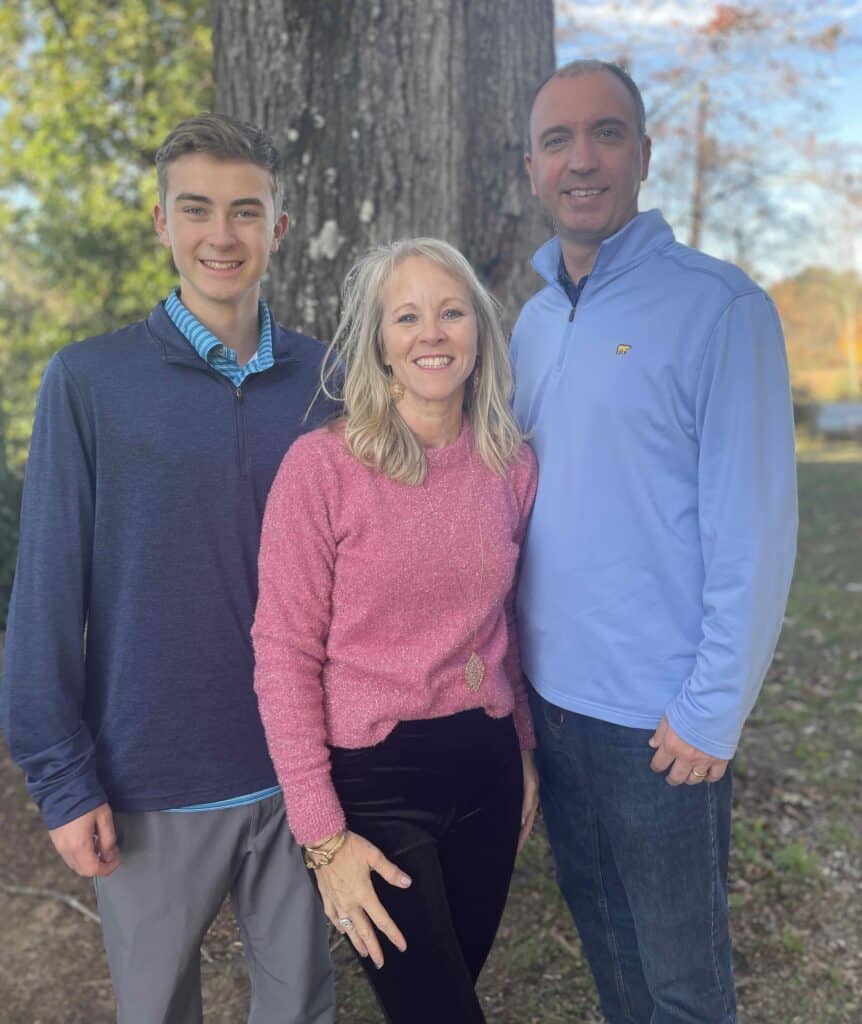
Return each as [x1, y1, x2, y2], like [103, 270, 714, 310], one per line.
[464, 650, 485, 693]
[420, 435, 486, 692]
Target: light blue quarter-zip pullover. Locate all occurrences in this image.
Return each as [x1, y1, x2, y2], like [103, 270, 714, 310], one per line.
[511, 210, 798, 759]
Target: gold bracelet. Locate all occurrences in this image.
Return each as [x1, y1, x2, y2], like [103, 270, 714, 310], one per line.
[303, 829, 349, 870]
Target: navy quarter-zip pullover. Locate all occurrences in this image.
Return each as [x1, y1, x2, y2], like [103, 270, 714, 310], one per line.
[1, 302, 331, 828]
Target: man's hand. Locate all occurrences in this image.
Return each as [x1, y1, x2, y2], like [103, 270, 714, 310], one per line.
[48, 803, 120, 877]
[517, 750, 540, 854]
[649, 716, 728, 786]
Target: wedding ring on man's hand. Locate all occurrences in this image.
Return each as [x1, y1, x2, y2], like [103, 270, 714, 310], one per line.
[338, 916, 354, 930]
[691, 767, 708, 779]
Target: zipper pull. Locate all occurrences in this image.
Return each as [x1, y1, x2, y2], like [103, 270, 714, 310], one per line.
[568, 307, 575, 322]
[234, 386, 243, 402]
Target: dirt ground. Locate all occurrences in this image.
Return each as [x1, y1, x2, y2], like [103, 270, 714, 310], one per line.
[1, 450, 860, 1023]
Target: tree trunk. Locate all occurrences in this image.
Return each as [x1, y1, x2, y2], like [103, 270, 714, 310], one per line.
[688, 80, 709, 251]
[212, 0, 555, 339]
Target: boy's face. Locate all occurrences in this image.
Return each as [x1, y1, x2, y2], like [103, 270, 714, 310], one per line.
[153, 153, 288, 320]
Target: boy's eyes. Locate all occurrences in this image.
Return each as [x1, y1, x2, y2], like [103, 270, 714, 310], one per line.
[180, 207, 261, 217]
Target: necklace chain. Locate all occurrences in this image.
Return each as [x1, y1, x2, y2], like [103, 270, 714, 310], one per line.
[419, 438, 486, 692]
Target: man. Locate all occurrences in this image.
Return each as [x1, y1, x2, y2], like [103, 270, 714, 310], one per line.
[1, 114, 334, 1023]
[511, 61, 797, 1023]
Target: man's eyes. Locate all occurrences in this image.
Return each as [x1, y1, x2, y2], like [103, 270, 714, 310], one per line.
[541, 128, 623, 148]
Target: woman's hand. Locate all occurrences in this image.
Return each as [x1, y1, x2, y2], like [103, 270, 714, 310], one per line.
[314, 831, 412, 968]
[517, 750, 540, 854]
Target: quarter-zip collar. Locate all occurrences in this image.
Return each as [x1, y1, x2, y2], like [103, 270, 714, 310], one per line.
[532, 209, 675, 295]
[164, 287, 275, 386]
[146, 301, 297, 369]
[557, 254, 588, 307]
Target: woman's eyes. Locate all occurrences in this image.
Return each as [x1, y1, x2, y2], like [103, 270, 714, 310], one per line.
[395, 308, 465, 324]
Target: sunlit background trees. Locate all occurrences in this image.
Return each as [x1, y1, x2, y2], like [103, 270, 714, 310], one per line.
[1, 0, 860, 623]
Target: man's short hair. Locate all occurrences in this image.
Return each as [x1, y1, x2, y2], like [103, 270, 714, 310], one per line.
[525, 59, 647, 151]
[155, 113, 284, 211]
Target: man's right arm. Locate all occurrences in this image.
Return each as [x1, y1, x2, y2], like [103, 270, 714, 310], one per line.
[0, 353, 110, 857]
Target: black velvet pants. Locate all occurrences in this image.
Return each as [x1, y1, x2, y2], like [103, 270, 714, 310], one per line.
[328, 708, 523, 1024]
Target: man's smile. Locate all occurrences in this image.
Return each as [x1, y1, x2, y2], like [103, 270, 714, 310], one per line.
[560, 186, 607, 198]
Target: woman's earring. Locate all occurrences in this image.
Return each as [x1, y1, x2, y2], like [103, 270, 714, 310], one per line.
[389, 377, 405, 402]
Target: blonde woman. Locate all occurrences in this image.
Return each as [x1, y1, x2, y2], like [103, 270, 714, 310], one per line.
[252, 238, 538, 1023]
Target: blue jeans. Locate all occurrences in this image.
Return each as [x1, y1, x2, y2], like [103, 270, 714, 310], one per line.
[529, 687, 737, 1024]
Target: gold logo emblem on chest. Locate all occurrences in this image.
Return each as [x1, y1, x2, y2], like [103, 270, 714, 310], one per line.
[616, 344, 632, 355]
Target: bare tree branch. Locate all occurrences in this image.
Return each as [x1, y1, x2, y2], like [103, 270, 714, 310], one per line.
[0, 879, 100, 924]
[46, 0, 72, 35]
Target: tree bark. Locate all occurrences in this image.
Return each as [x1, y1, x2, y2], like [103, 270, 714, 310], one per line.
[688, 80, 709, 251]
[212, 0, 555, 339]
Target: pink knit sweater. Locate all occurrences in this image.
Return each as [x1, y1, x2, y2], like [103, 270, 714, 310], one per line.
[252, 419, 538, 845]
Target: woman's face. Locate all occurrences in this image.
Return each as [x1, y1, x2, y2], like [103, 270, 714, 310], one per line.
[379, 255, 479, 420]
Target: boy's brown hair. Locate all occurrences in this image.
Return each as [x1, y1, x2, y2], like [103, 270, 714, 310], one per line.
[155, 113, 283, 210]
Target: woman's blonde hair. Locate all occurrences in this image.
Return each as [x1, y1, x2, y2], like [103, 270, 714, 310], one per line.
[320, 238, 525, 485]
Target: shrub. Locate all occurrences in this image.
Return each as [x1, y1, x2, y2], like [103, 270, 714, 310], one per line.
[0, 468, 21, 629]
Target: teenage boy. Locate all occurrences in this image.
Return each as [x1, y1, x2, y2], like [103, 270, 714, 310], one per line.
[1, 114, 335, 1023]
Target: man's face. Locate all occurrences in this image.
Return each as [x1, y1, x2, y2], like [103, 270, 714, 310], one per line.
[153, 153, 288, 320]
[525, 71, 651, 252]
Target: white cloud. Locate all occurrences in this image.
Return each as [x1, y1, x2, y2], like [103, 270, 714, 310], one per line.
[558, 1, 716, 31]
[559, 0, 862, 32]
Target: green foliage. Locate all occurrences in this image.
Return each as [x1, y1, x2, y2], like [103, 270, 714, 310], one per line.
[0, 463, 21, 626]
[0, 1, 212, 625]
[0, 0, 213, 467]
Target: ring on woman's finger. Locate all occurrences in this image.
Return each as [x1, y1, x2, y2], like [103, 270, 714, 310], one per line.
[337, 916, 354, 930]
[691, 766, 708, 779]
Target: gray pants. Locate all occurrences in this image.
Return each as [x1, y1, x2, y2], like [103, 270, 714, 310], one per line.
[94, 794, 334, 1024]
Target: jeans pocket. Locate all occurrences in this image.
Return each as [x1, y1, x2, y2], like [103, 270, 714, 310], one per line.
[528, 685, 565, 740]
[543, 702, 565, 739]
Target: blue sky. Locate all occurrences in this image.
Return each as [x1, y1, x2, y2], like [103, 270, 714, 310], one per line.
[827, 70, 862, 145]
